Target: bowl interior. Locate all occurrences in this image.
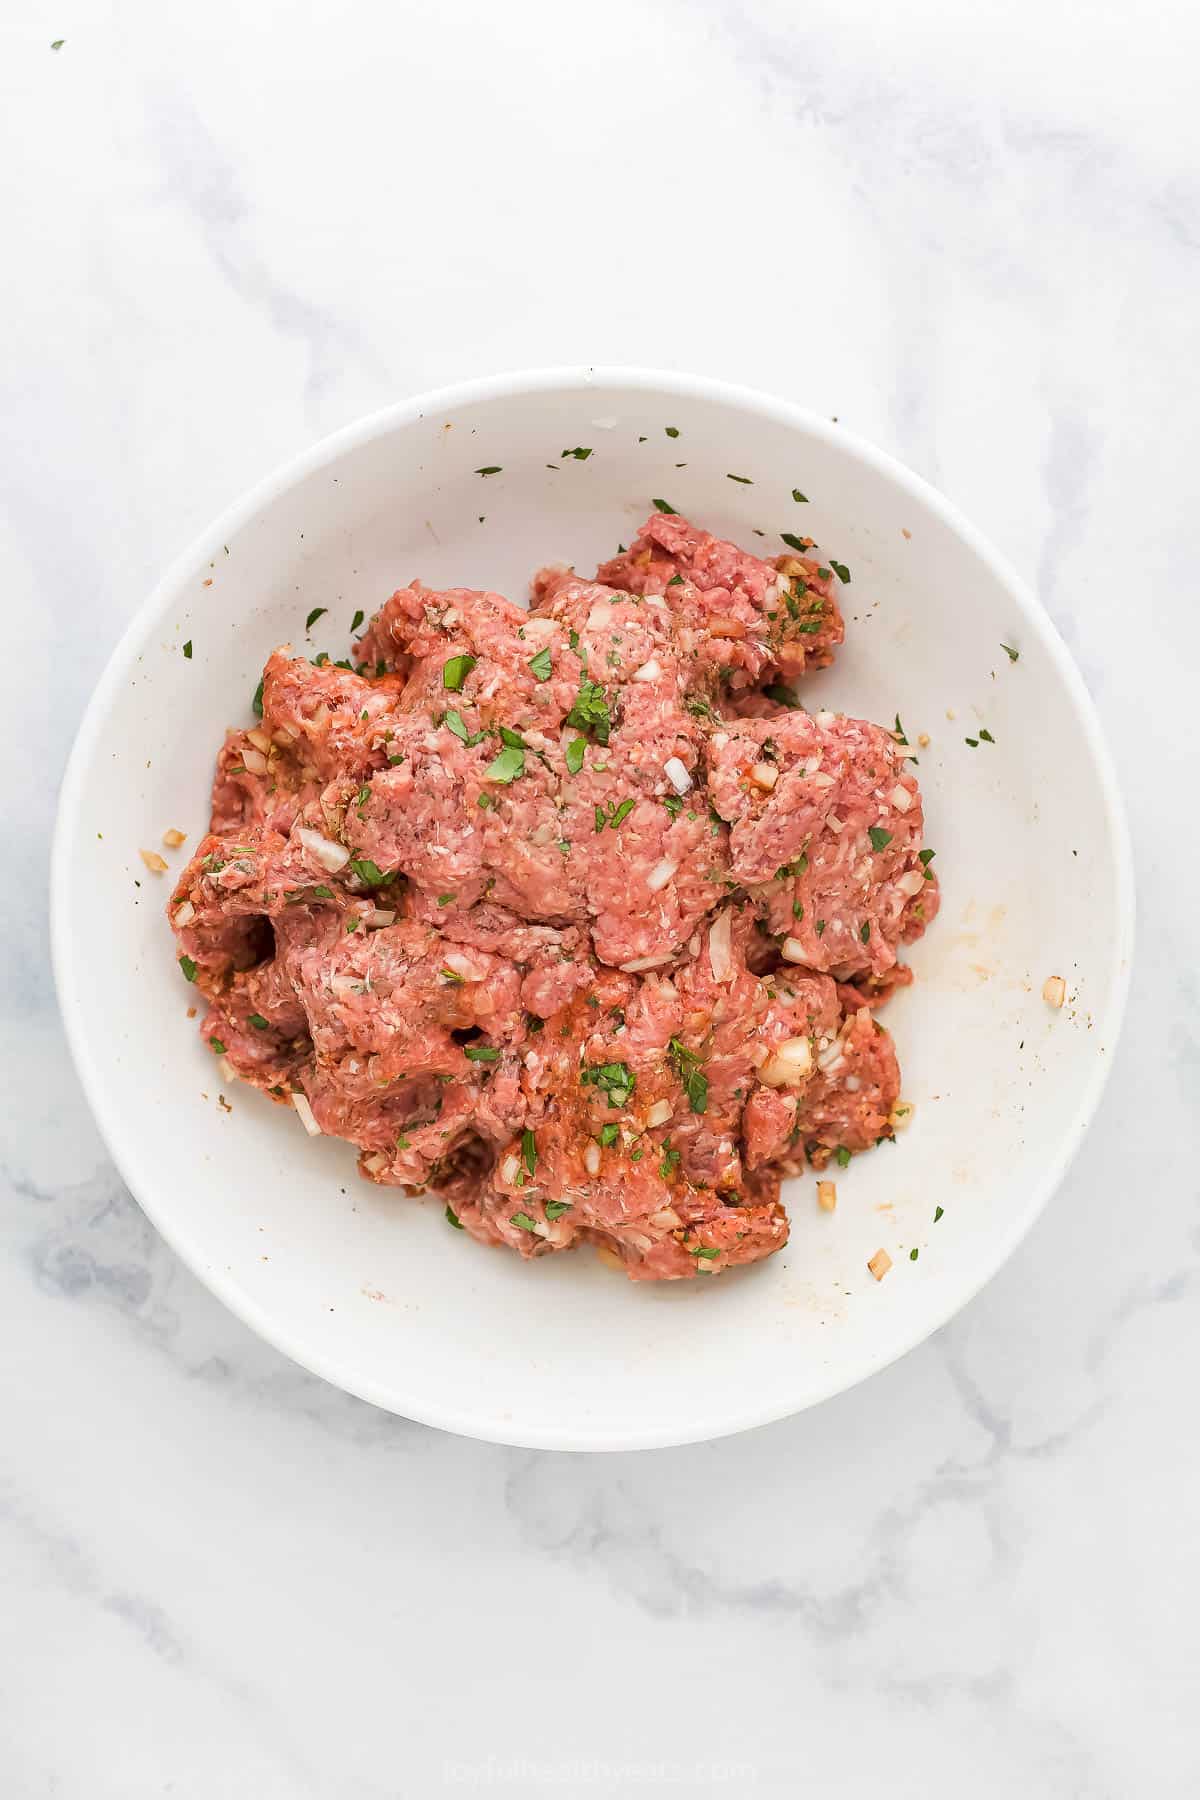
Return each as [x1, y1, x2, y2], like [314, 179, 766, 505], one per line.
[53, 372, 1131, 1449]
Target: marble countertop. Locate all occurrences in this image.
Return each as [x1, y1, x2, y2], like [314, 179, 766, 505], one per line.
[5, 1, 1198, 1792]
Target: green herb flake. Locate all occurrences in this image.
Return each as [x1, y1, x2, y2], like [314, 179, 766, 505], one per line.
[485, 744, 525, 784]
[442, 654, 477, 692]
[182, 640, 193, 660]
[661, 794, 683, 820]
[816, 919, 826, 936]
[208, 1037, 227, 1055]
[247, 1013, 269, 1030]
[669, 1037, 708, 1115]
[726, 472, 753, 484]
[474, 466, 502, 476]
[667, 574, 684, 588]
[792, 900, 803, 919]
[934, 1205, 945, 1222]
[395, 1134, 411, 1149]
[349, 858, 389, 887]
[521, 1130, 537, 1177]
[659, 1144, 681, 1179]
[51, 38, 65, 49]
[528, 646, 553, 681]
[440, 965, 466, 985]
[965, 737, 979, 748]
[860, 921, 871, 944]
[893, 714, 908, 745]
[792, 489, 808, 503]
[565, 677, 612, 744]
[1001, 643, 1019, 663]
[593, 806, 606, 833]
[464, 1044, 500, 1063]
[252, 678, 265, 719]
[544, 1200, 572, 1221]
[598, 1122, 620, 1148]
[509, 1212, 538, 1234]
[580, 1061, 637, 1109]
[780, 532, 808, 552]
[692, 1245, 720, 1260]
[445, 1204, 464, 1229]
[178, 955, 198, 982]
[664, 426, 679, 438]
[561, 446, 593, 460]
[763, 683, 801, 710]
[609, 797, 635, 830]
[305, 607, 327, 632]
[350, 609, 365, 634]
[565, 737, 586, 776]
[979, 728, 995, 743]
[437, 893, 456, 907]
[868, 826, 893, 852]
[829, 560, 850, 584]
[836, 1146, 851, 1168]
[652, 498, 677, 514]
[919, 847, 936, 866]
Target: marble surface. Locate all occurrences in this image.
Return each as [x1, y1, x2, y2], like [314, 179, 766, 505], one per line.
[4, 0, 1197, 1791]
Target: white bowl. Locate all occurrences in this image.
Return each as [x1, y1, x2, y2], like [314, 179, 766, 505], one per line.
[52, 368, 1133, 1451]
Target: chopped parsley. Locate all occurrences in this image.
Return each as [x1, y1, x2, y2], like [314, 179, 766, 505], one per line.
[565, 676, 611, 744]
[178, 956, 198, 982]
[860, 921, 871, 944]
[836, 1146, 851, 1168]
[445, 1204, 464, 1229]
[665, 426, 679, 437]
[441, 708, 484, 746]
[442, 654, 477, 691]
[817, 566, 831, 580]
[919, 847, 936, 866]
[965, 737, 979, 748]
[437, 893, 456, 906]
[440, 966, 466, 985]
[561, 446, 593, 460]
[668, 1038, 708, 1115]
[182, 640, 193, 659]
[816, 919, 826, 936]
[659, 1143, 681, 1179]
[396, 1134, 410, 1149]
[510, 1212, 539, 1233]
[829, 560, 850, 584]
[691, 1245, 720, 1260]
[528, 646, 553, 681]
[474, 466, 502, 476]
[349, 858, 389, 887]
[208, 1037, 227, 1054]
[667, 573, 684, 587]
[350, 609, 365, 633]
[1001, 643, 1019, 662]
[521, 1129, 537, 1177]
[780, 532, 808, 552]
[581, 1061, 636, 1109]
[598, 1122, 620, 1148]
[247, 1014, 269, 1030]
[464, 1044, 500, 1063]
[652, 498, 677, 514]
[252, 677, 264, 718]
[726, 472, 753, 484]
[910, 1247, 919, 1261]
[868, 826, 893, 852]
[893, 713, 908, 744]
[763, 683, 801, 709]
[565, 737, 586, 776]
[608, 797, 635, 830]
[792, 489, 808, 503]
[661, 794, 683, 820]
[305, 606, 327, 631]
[485, 743, 525, 784]
[545, 1201, 572, 1221]
[979, 728, 995, 744]
[934, 1205, 944, 1222]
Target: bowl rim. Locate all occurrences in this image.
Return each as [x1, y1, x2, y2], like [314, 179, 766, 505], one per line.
[51, 364, 1136, 1451]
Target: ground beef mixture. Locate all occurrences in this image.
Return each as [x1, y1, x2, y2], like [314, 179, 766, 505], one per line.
[169, 513, 939, 1281]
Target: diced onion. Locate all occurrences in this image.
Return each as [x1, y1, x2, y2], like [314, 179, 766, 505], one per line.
[890, 783, 914, 812]
[368, 908, 396, 928]
[247, 728, 272, 754]
[162, 827, 187, 849]
[760, 1037, 813, 1087]
[443, 952, 478, 982]
[363, 1152, 387, 1174]
[583, 1142, 602, 1176]
[619, 953, 674, 973]
[1043, 975, 1066, 1009]
[216, 1057, 236, 1085]
[647, 858, 678, 893]
[781, 937, 807, 963]
[663, 757, 692, 794]
[298, 827, 350, 872]
[241, 748, 268, 775]
[587, 601, 614, 629]
[292, 1091, 321, 1136]
[868, 1248, 892, 1281]
[708, 909, 732, 983]
[808, 771, 836, 789]
[707, 615, 747, 638]
[889, 1101, 915, 1131]
[895, 869, 926, 897]
[815, 710, 836, 727]
[173, 900, 196, 927]
[649, 1208, 682, 1230]
[139, 848, 168, 874]
[631, 659, 661, 683]
[500, 1153, 520, 1184]
[817, 1038, 846, 1073]
[646, 1099, 673, 1128]
[750, 762, 778, 791]
[817, 1180, 837, 1212]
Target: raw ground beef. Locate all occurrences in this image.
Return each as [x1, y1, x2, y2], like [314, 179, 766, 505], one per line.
[168, 511, 938, 1282]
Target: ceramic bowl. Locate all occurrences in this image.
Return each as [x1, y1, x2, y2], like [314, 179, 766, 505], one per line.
[52, 368, 1133, 1450]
